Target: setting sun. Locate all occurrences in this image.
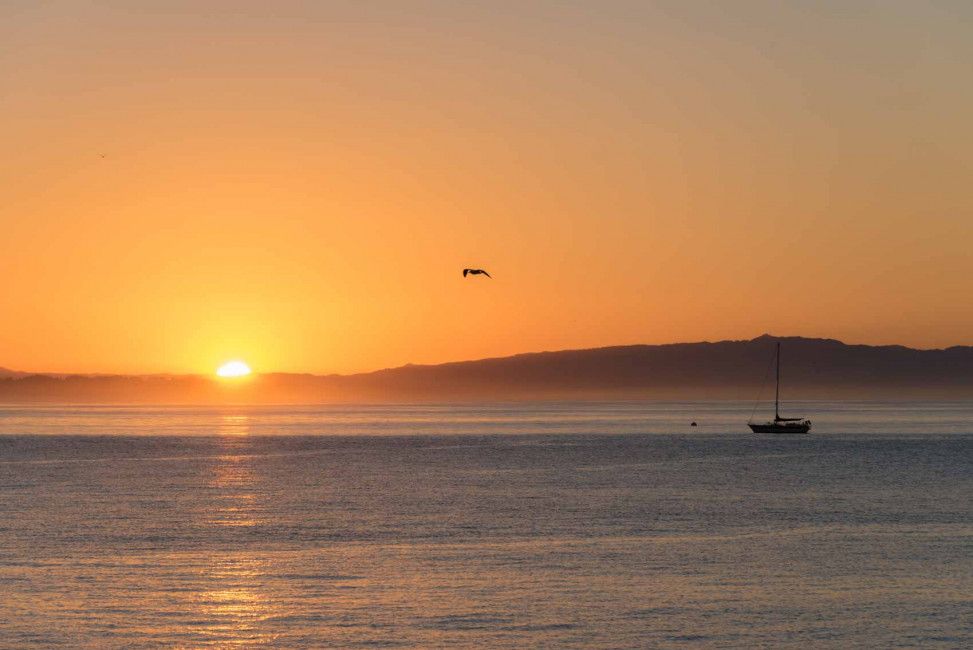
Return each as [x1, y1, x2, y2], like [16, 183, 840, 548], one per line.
[216, 361, 251, 378]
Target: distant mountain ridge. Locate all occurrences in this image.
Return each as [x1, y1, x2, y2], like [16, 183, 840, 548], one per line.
[2, 335, 973, 403]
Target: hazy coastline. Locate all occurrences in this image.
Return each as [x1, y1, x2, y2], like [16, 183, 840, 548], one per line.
[4, 335, 973, 404]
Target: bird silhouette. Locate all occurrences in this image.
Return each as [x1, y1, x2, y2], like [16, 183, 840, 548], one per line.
[463, 268, 491, 278]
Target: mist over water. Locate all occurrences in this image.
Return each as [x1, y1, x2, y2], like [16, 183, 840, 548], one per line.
[2, 402, 972, 647]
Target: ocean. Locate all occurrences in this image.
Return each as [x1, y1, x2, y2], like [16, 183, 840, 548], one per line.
[2, 402, 972, 648]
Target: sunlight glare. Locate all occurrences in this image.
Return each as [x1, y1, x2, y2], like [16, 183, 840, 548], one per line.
[216, 361, 252, 378]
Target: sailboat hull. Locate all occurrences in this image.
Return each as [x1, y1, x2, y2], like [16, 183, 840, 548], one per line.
[748, 342, 812, 434]
[749, 422, 811, 434]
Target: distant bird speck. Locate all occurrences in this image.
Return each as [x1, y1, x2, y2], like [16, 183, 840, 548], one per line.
[691, 421, 697, 427]
[463, 268, 491, 278]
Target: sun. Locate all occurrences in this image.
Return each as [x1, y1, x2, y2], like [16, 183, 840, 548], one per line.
[216, 361, 251, 378]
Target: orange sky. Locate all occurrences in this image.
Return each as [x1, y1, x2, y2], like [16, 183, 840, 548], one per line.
[2, 1, 973, 375]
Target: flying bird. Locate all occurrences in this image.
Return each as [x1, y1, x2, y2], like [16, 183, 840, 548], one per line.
[463, 268, 491, 278]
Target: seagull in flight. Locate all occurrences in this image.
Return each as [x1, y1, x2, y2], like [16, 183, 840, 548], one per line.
[463, 268, 491, 278]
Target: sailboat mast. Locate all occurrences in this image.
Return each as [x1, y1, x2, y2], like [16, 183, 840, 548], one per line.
[775, 342, 780, 421]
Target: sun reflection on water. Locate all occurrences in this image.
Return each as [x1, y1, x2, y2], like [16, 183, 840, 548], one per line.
[192, 425, 279, 645]
[219, 413, 251, 436]
[192, 557, 279, 647]
[209, 419, 261, 529]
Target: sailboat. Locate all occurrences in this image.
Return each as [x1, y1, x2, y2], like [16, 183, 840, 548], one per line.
[748, 342, 811, 434]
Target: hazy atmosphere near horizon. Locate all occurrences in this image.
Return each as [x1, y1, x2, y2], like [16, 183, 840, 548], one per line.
[3, 1, 973, 375]
[4, 3, 973, 649]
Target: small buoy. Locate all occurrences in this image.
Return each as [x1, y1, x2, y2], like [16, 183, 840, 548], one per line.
[690, 421, 697, 427]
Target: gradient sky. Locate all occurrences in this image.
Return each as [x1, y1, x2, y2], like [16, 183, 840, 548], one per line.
[3, 1, 972, 374]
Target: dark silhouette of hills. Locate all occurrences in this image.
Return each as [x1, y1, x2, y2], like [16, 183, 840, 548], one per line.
[2, 335, 973, 403]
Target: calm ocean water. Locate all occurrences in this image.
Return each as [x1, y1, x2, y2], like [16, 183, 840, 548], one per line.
[2, 402, 972, 648]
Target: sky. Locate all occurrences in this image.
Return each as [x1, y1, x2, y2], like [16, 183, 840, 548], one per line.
[2, 1, 973, 375]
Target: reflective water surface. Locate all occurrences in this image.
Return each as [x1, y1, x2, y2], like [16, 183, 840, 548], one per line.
[2, 402, 972, 647]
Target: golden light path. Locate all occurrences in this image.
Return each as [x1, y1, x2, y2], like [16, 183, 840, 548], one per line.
[217, 361, 252, 378]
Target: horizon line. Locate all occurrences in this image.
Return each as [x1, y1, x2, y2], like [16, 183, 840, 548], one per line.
[5, 333, 973, 379]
